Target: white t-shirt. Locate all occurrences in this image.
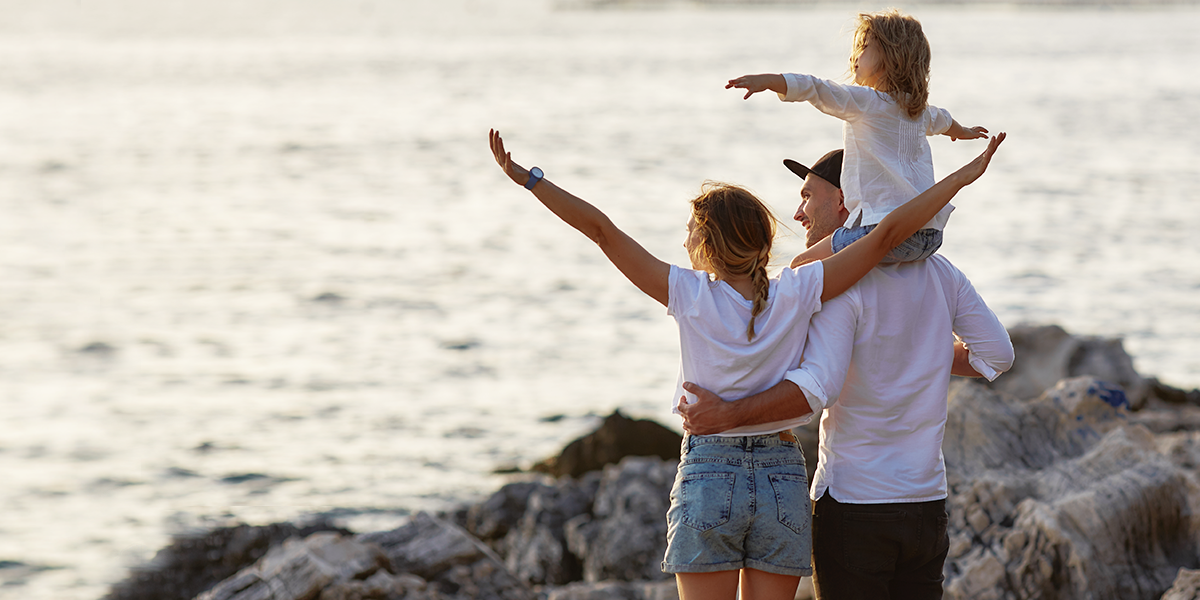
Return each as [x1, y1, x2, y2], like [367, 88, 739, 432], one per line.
[668, 261, 824, 436]
[783, 256, 1014, 503]
[779, 73, 955, 231]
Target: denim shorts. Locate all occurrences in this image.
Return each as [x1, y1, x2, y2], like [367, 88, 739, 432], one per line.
[661, 432, 812, 577]
[832, 225, 942, 264]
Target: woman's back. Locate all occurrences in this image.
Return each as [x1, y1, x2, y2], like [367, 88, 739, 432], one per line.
[668, 262, 824, 436]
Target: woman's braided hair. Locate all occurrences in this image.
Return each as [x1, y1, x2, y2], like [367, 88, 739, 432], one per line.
[689, 182, 777, 342]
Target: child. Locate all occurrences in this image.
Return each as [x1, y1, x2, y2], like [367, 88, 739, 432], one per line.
[726, 9, 988, 265]
[488, 128, 1003, 600]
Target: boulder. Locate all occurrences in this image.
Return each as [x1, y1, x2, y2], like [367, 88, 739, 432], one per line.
[990, 324, 1150, 407]
[1163, 568, 1200, 600]
[358, 511, 535, 600]
[460, 480, 549, 544]
[942, 378, 1200, 600]
[196, 532, 388, 600]
[545, 579, 679, 600]
[502, 473, 600, 585]
[104, 520, 350, 600]
[565, 456, 677, 583]
[533, 411, 683, 478]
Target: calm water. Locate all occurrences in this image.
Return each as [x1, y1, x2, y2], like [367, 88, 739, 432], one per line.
[0, 1, 1197, 598]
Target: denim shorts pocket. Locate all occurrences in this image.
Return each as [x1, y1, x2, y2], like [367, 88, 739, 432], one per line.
[678, 472, 735, 531]
[768, 473, 811, 535]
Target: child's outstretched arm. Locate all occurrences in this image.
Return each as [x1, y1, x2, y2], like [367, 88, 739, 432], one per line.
[489, 129, 670, 306]
[726, 74, 787, 99]
[817, 133, 1006, 302]
[943, 119, 988, 141]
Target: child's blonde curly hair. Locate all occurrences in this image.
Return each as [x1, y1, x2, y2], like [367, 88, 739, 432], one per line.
[850, 8, 931, 119]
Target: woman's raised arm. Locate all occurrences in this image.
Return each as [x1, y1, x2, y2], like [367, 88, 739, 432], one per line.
[490, 129, 670, 306]
[818, 132, 1005, 302]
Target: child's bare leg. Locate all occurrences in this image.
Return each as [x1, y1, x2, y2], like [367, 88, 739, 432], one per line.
[790, 234, 834, 268]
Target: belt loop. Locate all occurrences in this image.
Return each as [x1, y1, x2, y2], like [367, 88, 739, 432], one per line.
[743, 436, 753, 451]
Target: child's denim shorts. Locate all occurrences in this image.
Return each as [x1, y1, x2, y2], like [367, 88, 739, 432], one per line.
[832, 225, 942, 263]
[661, 432, 812, 577]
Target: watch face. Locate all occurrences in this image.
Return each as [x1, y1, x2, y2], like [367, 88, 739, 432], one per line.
[531, 167, 543, 178]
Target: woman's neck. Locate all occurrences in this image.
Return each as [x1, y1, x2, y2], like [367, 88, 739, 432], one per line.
[720, 274, 756, 302]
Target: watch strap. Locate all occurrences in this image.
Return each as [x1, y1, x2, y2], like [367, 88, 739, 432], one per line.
[524, 166, 544, 190]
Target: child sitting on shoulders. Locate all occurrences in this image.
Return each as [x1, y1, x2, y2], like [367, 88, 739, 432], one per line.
[727, 8, 988, 265]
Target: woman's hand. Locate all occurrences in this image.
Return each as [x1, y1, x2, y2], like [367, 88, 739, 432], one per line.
[948, 132, 1006, 187]
[489, 129, 532, 187]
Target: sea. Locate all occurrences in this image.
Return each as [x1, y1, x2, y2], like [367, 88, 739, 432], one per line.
[0, 0, 1197, 598]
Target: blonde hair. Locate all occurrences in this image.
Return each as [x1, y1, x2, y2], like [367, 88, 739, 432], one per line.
[688, 182, 777, 342]
[850, 8, 931, 119]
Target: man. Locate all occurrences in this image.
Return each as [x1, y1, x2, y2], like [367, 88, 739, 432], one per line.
[678, 147, 1015, 600]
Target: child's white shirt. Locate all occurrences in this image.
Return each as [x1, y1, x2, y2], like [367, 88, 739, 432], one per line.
[668, 262, 824, 436]
[779, 73, 955, 231]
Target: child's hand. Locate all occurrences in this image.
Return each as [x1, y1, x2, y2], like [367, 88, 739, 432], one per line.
[489, 129, 532, 187]
[725, 74, 786, 99]
[951, 125, 989, 141]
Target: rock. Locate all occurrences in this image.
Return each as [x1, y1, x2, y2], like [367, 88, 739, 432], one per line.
[565, 457, 677, 583]
[1163, 568, 1200, 600]
[317, 570, 436, 600]
[358, 511, 535, 600]
[457, 480, 549, 547]
[990, 324, 1150, 407]
[545, 579, 679, 600]
[502, 474, 599, 585]
[1148, 378, 1200, 406]
[104, 520, 350, 600]
[533, 411, 683, 478]
[942, 378, 1199, 600]
[196, 532, 388, 600]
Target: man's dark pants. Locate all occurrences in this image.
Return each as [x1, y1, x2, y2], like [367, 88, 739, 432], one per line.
[811, 491, 950, 600]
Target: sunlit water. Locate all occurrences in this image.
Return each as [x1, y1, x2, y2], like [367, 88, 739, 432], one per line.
[0, 1, 1197, 598]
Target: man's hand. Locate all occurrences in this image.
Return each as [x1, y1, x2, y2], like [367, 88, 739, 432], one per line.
[677, 382, 738, 435]
[725, 74, 787, 100]
[489, 129, 532, 187]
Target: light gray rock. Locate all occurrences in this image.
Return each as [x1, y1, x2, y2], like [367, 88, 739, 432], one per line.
[462, 480, 549, 543]
[317, 570, 437, 600]
[544, 579, 679, 600]
[1163, 568, 1200, 600]
[195, 532, 387, 600]
[991, 324, 1149, 407]
[565, 456, 677, 583]
[357, 511, 535, 600]
[942, 378, 1199, 600]
[502, 476, 596, 585]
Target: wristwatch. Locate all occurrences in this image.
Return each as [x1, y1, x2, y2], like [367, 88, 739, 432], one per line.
[524, 166, 544, 190]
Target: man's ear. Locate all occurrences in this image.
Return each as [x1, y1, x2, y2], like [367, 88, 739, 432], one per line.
[836, 189, 845, 208]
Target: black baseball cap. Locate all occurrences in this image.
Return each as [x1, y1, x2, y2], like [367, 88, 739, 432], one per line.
[783, 149, 843, 189]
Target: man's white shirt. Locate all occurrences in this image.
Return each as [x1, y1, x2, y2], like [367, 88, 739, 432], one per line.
[784, 255, 1013, 503]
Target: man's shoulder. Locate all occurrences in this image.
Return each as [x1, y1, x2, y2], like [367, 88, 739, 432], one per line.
[857, 255, 970, 292]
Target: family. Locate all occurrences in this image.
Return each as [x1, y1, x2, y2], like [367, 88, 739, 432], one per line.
[489, 9, 1014, 600]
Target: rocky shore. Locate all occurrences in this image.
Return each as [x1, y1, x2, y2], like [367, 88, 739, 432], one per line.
[104, 324, 1200, 600]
